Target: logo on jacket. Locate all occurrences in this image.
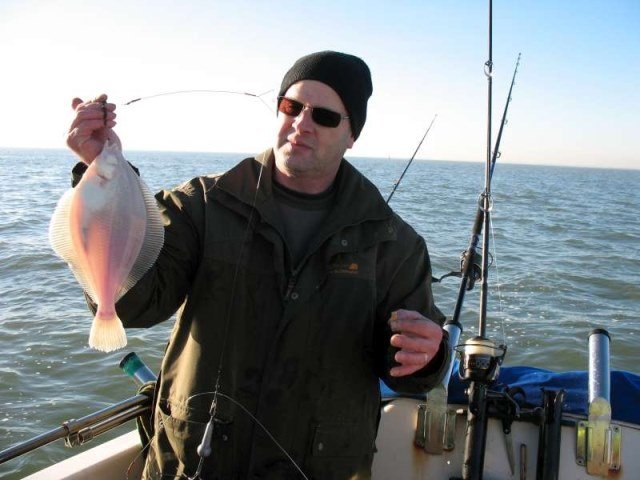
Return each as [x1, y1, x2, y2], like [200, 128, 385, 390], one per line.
[329, 262, 360, 275]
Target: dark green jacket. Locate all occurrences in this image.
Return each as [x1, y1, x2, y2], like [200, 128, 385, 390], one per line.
[115, 150, 449, 479]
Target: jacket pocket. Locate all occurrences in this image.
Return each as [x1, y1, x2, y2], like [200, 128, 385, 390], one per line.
[310, 422, 375, 458]
[156, 398, 234, 477]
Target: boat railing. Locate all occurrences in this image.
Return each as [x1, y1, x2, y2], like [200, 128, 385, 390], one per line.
[0, 392, 150, 465]
[0, 352, 155, 467]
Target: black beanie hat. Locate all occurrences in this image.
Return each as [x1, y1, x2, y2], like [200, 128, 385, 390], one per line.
[278, 51, 373, 140]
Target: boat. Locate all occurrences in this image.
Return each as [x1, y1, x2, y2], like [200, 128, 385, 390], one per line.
[6, 354, 640, 479]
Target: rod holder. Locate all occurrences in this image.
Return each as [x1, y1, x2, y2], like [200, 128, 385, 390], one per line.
[414, 322, 462, 454]
[536, 389, 565, 480]
[414, 389, 457, 453]
[576, 328, 621, 475]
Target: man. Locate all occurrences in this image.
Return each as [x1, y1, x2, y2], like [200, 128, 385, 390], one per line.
[67, 51, 449, 479]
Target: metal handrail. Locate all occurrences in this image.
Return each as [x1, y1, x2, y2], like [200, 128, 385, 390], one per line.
[0, 393, 151, 465]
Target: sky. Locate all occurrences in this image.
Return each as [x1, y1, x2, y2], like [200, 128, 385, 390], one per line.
[0, 0, 638, 169]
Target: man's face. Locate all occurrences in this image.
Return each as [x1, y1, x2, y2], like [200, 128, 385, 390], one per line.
[273, 80, 355, 194]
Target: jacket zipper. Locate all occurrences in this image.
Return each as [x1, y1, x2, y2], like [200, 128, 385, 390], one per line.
[284, 274, 297, 301]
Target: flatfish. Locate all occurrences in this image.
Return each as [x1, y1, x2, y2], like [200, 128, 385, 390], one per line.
[49, 140, 164, 352]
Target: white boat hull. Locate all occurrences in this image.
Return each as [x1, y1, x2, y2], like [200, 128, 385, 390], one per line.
[22, 431, 143, 480]
[22, 397, 640, 479]
[373, 398, 637, 479]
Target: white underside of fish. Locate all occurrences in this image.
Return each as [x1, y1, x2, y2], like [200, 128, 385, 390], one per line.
[49, 141, 164, 352]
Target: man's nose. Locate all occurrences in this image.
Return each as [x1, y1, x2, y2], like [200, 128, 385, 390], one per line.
[292, 105, 314, 131]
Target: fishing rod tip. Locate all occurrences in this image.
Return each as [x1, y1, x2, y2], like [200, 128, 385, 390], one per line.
[124, 98, 141, 106]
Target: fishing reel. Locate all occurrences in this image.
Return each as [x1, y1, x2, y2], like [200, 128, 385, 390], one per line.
[457, 336, 506, 383]
[431, 247, 489, 286]
[460, 248, 483, 291]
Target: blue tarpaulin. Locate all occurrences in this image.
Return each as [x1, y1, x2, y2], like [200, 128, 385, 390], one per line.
[381, 365, 640, 425]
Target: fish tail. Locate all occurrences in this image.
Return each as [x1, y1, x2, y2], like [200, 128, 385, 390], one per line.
[88, 311, 128, 352]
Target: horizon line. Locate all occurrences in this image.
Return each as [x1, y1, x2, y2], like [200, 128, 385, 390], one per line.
[0, 145, 637, 172]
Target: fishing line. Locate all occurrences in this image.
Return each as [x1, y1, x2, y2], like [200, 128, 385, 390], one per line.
[185, 155, 267, 480]
[125, 384, 310, 479]
[488, 208, 508, 347]
[121, 86, 442, 478]
[126, 421, 186, 480]
[184, 391, 310, 480]
[122, 89, 274, 477]
[126, 429, 161, 480]
[485, 53, 521, 347]
[123, 89, 275, 114]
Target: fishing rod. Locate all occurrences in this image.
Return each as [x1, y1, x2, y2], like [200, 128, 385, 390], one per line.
[491, 53, 521, 178]
[123, 89, 275, 113]
[416, 10, 522, 463]
[452, 53, 521, 480]
[435, 1, 523, 479]
[418, 50, 522, 478]
[455, 1, 504, 477]
[386, 114, 438, 204]
[445, 52, 522, 340]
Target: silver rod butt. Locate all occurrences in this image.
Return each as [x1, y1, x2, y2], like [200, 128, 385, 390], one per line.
[442, 323, 462, 387]
[588, 328, 611, 403]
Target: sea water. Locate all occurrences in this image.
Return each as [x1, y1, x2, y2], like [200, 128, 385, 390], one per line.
[1, 148, 638, 477]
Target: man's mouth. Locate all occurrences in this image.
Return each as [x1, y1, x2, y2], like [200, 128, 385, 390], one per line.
[288, 137, 313, 150]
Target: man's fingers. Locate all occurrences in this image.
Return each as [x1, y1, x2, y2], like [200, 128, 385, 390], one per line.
[66, 121, 114, 151]
[390, 338, 433, 377]
[388, 309, 445, 378]
[71, 96, 115, 116]
[390, 364, 424, 377]
[389, 314, 442, 341]
[391, 309, 424, 320]
[92, 93, 108, 103]
[389, 309, 426, 328]
[69, 106, 116, 131]
[66, 94, 117, 164]
[390, 332, 439, 352]
[67, 119, 112, 139]
[394, 349, 429, 366]
[71, 97, 84, 110]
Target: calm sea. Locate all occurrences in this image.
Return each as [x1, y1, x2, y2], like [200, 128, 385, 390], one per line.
[1, 148, 638, 478]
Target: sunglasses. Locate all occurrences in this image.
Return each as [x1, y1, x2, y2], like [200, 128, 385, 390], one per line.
[277, 96, 349, 128]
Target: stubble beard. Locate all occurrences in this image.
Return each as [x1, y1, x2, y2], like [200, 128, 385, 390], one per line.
[275, 142, 319, 178]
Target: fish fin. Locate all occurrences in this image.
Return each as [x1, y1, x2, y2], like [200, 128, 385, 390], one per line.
[49, 188, 98, 301]
[119, 175, 165, 296]
[88, 313, 128, 353]
[49, 188, 76, 262]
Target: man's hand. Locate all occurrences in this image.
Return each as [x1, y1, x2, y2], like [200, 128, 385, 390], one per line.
[388, 309, 443, 377]
[66, 94, 120, 164]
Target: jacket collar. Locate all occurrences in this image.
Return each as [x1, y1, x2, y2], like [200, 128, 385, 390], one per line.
[212, 148, 395, 230]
